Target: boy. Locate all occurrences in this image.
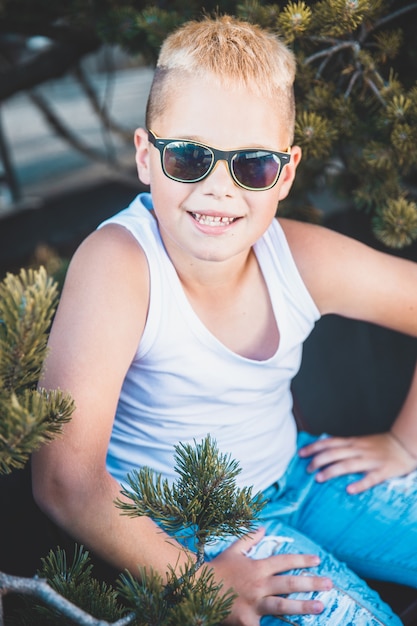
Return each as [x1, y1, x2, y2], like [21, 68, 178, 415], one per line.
[32, 15, 417, 625]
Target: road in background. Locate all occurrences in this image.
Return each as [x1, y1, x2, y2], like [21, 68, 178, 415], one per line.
[0, 62, 154, 214]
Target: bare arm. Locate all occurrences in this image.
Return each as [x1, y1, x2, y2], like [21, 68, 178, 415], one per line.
[32, 224, 190, 575]
[390, 363, 417, 458]
[280, 218, 417, 492]
[280, 217, 417, 334]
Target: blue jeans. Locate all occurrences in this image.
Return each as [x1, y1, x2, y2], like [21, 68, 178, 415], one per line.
[203, 432, 417, 625]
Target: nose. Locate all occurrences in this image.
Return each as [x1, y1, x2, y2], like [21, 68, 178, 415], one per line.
[200, 159, 236, 197]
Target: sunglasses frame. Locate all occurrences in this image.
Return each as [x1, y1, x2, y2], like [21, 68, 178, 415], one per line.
[147, 129, 291, 191]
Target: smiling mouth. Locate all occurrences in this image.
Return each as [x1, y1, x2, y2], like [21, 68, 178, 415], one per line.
[190, 212, 238, 226]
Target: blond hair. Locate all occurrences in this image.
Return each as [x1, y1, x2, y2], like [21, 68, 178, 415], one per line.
[145, 15, 296, 134]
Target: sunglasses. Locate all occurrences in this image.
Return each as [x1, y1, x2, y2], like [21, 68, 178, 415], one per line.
[147, 129, 291, 191]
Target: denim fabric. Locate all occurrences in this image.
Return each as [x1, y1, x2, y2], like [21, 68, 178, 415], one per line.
[202, 432, 417, 625]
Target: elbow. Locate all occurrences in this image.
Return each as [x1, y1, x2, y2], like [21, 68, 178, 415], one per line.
[31, 453, 79, 527]
[32, 467, 62, 524]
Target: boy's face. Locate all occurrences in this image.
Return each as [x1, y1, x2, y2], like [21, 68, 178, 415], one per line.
[135, 74, 301, 268]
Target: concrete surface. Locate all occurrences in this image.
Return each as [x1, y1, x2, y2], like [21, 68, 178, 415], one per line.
[0, 62, 154, 213]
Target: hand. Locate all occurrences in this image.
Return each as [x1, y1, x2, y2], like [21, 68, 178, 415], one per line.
[298, 432, 417, 494]
[210, 527, 333, 626]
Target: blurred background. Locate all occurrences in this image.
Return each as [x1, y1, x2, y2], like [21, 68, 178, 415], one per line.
[0, 41, 153, 276]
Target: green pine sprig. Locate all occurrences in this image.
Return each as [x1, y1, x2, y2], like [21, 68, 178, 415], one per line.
[0, 388, 74, 473]
[0, 267, 58, 393]
[372, 197, 417, 249]
[118, 561, 235, 626]
[0, 267, 74, 474]
[13, 545, 127, 626]
[277, 1, 313, 43]
[115, 435, 265, 566]
[311, 0, 383, 37]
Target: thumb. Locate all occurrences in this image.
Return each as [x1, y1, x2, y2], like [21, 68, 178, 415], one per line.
[227, 526, 266, 556]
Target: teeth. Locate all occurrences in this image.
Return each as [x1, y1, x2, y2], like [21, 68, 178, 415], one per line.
[192, 213, 236, 226]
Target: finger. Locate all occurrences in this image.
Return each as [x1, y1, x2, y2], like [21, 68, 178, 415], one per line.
[346, 470, 388, 494]
[268, 573, 333, 596]
[262, 594, 325, 616]
[315, 457, 376, 482]
[299, 437, 353, 458]
[307, 446, 361, 473]
[267, 553, 321, 574]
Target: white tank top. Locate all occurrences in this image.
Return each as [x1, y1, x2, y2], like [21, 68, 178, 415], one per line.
[99, 193, 320, 493]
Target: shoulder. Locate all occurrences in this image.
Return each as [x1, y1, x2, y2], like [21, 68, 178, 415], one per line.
[68, 223, 149, 294]
[275, 216, 349, 312]
[55, 224, 150, 355]
[276, 215, 362, 295]
[276, 217, 417, 334]
[74, 221, 148, 266]
[277, 215, 350, 254]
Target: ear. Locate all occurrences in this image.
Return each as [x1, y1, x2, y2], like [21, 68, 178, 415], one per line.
[134, 128, 151, 186]
[277, 145, 302, 202]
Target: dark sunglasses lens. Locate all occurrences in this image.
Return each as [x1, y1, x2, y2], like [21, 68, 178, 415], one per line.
[163, 142, 213, 181]
[233, 151, 280, 189]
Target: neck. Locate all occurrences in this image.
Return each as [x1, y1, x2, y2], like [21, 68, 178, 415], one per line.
[175, 248, 255, 297]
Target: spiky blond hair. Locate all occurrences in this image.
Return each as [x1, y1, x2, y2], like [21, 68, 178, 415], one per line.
[145, 15, 296, 136]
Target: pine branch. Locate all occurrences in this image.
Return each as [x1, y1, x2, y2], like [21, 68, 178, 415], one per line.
[305, 40, 360, 68]
[345, 69, 361, 98]
[364, 76, 387, 106]
[0, 388, 74, 473]
[117, 562, 235, 626]
[0, 267, 74, 473]
[372, 197, 417, 248]
[0, 572, 135, 626]
[370, 3, 417, 36]
[72, 63, 133, 145]
[0, 267, 58, 393]
[27, 89, 120, 168]
[115, 435, 265, 563]
[0, 29, 101, 102]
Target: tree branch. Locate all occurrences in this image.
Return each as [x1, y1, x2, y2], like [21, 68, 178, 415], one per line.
[0, 571, 135, 626]
[0, 32, 101, 102]
[364, 76, 387, 106]
[370, 3, 417, 35]
[73, 63, 132, 145]
[305, 40, 360, 66]
[344, 69, 361, 98]
[0, 111, 21, 202]
[27, 89, 120, 167]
